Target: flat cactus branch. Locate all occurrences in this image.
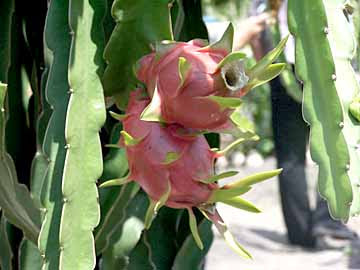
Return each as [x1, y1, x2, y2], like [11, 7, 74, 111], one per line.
[288, 0, 360, 220]
[38, 1, 71, 268]
[58, 0, 107, 268]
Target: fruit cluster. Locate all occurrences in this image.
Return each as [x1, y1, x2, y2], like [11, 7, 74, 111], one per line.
[102, 24, 287, 257]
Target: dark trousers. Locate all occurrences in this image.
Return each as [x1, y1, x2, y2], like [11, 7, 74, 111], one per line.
[270, 77, 332, 247]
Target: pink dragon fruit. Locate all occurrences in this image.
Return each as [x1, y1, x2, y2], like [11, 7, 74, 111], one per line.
[101, 89, 282, 256]
[118, 89, 219, 209]
[137, 39, 246, 131]
[137, 25, 287, 133]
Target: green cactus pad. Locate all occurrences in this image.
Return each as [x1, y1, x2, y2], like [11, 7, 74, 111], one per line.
[58, 0, 107, 268]
[38, 1, 71, 268]
[288, 0, 359, 220]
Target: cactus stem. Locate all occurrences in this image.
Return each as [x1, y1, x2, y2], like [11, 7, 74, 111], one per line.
[324, 27, 329, 34]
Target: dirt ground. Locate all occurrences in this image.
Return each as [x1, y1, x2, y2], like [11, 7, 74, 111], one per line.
[205, 157, 360, 270]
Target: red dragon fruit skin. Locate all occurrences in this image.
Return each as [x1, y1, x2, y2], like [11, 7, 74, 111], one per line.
[137, 39, 247, 131]
[122, 89, 219, 209]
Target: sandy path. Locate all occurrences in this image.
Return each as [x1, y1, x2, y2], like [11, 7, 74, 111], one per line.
[205, 157, 360, 270]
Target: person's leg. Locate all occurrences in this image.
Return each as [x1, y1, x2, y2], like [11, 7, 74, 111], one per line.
[313, 194, 358, 240]
[270, 77, 315, 247]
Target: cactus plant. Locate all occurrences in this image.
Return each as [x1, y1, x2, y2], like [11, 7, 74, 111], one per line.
[0, 0, 359, 268]
[288, 0, 360, 221]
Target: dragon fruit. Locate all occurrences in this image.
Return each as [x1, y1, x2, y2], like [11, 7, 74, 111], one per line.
[137, 24, 288, 133]
[120, 89, 218, 209]
[101, 89, 282, 257]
